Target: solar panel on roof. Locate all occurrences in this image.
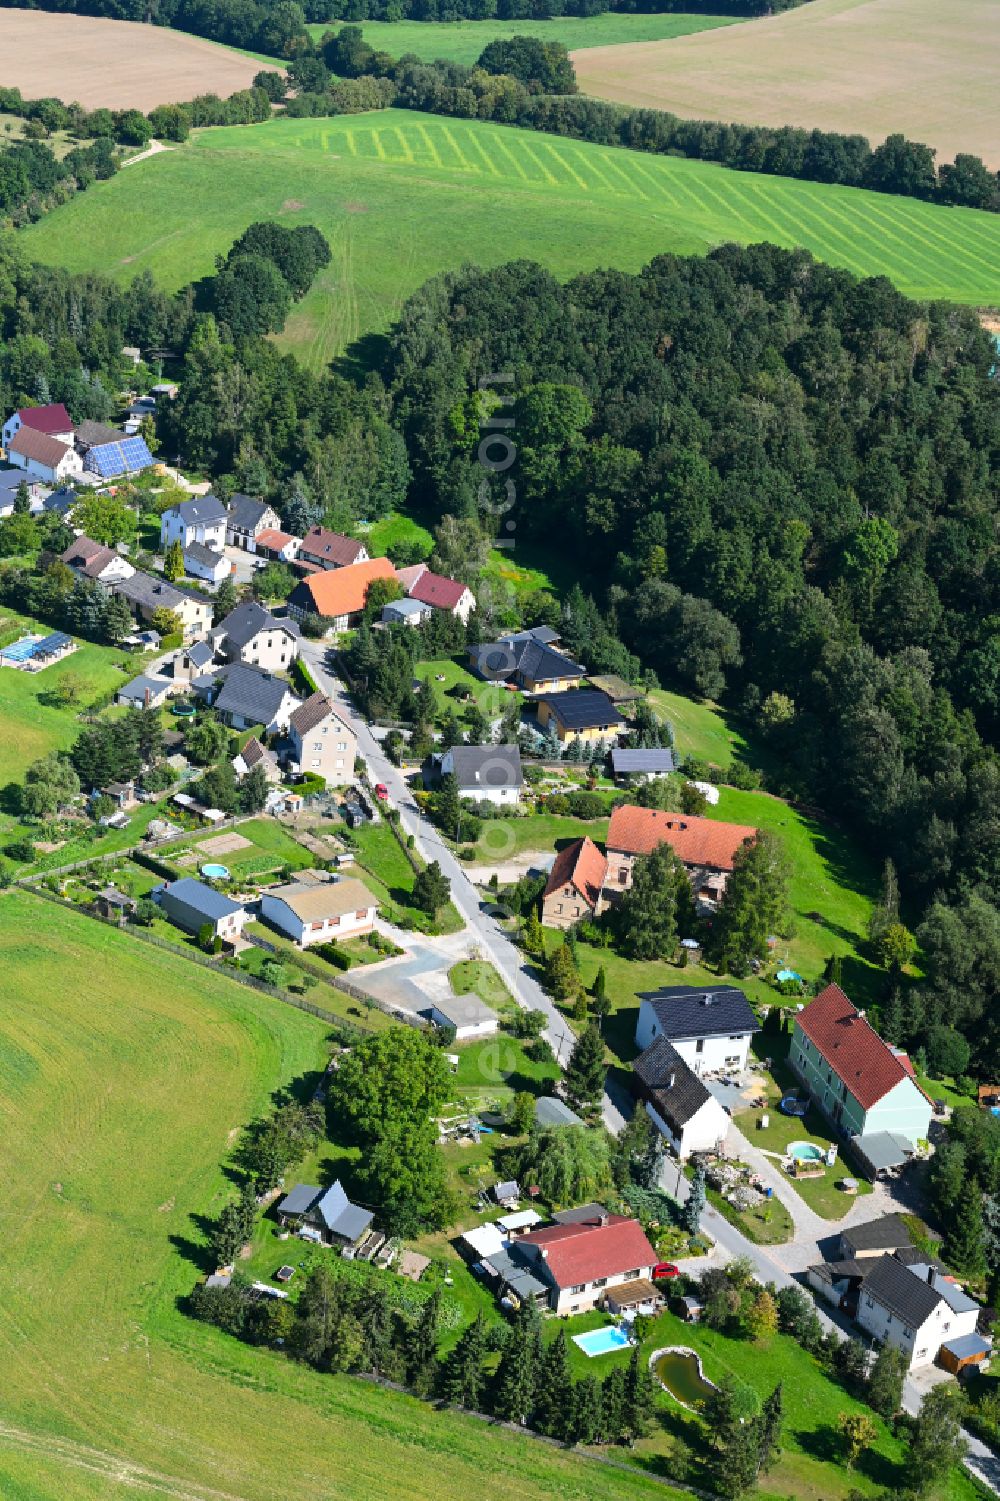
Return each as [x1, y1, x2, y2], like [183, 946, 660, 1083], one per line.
[35, 631, 70, 654]
[86, 437, 154, 479]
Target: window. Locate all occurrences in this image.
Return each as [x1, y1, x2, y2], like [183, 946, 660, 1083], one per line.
[570, 1284, 585, 1295]
[623, 1270, 640, 1280]
[696, 1039, 704, 1054]
[618, 867, 628, 884]
[592, 1277, 607, 1289]
[355, 909, 367, 920]
[903, 1326, 914, 1339]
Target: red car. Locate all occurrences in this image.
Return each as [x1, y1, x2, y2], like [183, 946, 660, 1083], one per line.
[653, 1262, 680, 1280]
[374, 783, 389, 801]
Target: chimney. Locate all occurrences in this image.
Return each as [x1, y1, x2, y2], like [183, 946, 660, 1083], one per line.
[927, 1265, 935, 1286]
[668, 1072, 676, 1089]
[144, 688, 151, 708]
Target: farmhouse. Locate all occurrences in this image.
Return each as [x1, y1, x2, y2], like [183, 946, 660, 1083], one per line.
[510, 1211, 658, 1315]
[423, 744, 523, 806]
[231, 735, 280, 782]
[632, 1035, 730, 1159]
[156, 877, 247, 942]
[225, 494, 280, 551]
[211, 600, 300, 670]
[789, 984, 933, 1160]
[198, 662, 299, 733]
[287, 691, 356, 787]
[602, 804, 757, 909]
[6, 427, 82, 485]
[422, 993, 498, 1039]
[183, 542, 231, 585]
[288, 556, 397, 630]
[112, 571, 212, 641]
[396, 563, 475, 623]
[260, 876, 377, 948]
[856, 1253, 986, 1371]
[535, 690, 625, 745]
[275, 1180, 373, 1249]
[635, 984, 759, 1077]
[469, 635, 582, 693]
[160, 493, 227, 552]
[3, 403, 74, 448]
[61, 535, 135, 586]
[298, 526, 369, 570]
[541, 836, 608, 929]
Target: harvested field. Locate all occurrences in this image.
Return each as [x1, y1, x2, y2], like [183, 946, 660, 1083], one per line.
[573, 0, 1000, 170]
[0, 8, 279, 110]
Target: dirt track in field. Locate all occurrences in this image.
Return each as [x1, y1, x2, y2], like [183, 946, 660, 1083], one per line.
[573, 0, 1000, 169]
[0, 9, 279, 110]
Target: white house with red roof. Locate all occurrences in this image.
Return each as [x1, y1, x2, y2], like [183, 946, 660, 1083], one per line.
[3, 404, 74, 449]
[510, 1210, 658, 1315]
[789, 984, 933, 1160]
[396, 563, 475, 623]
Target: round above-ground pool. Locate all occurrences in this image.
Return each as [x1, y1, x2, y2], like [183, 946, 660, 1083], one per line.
[788, 1140, 825, 1162]
[779, 1095, 808, 1116]
[201, 863, 231, 880]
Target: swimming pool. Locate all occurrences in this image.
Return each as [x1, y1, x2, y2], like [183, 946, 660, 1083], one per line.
[573, 1326, 631, 1358]
[201, 863, 231, 880]
[776, 968, 803, 983]
[788, 1140, 825, 1162]
[0, 635, 40, 663]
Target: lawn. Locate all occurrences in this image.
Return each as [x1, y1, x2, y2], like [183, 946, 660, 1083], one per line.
[0, 887, 691, 1501]
[345, 817, 464, 932]
[361, 510, 434, 560]
[414, 653, 505, 722]
[307, 13, 739, 68]
[188, 815, 316, 875]
[20, 110, 1000, 372]
[646, 686, 752, 769]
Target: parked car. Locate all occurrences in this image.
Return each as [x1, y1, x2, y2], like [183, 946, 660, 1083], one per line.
[374, 783, 389, 801]
[653, 1262, 680, 1279]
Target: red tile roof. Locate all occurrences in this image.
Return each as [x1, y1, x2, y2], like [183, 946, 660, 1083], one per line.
[295, 556, 396, 619]
[408, 569, 469, 611]
[543, 837, 607, 909]
[301, 527, 367, 567]
[255, 528, 297, 552]
[16, 403, 72, 435]
[795, 984, 922, 1110]
[606, 804, 756, 871]
[518, 1214, 656, 1289]
[7, 427, 74, 469]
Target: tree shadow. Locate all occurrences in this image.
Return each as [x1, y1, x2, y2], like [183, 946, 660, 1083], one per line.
[332, 330, 392, 382]
[794, 1424, 901, 1486]
[170, 1220, 217, 1273]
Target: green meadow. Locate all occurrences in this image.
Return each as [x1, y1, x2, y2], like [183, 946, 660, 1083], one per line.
[20, 110, 1000, 370]
[306, 12, 740, 66]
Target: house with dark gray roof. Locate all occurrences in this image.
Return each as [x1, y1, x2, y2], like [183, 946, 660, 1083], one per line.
[635, 984, 759, 1078]
[469, 636, 582, 694]
[632, 1035, 729, 1159]
[536, 689, 625, 745]
[275, 1179, 373, 1247]
[74, 419, 124, 452]
[155, 877, 248, 941]
[857, 1252, 985, 1370]
[836, 1214, 913, 1261]
[611, 747, 676, 781]
[160, 493, 227, 552]
[198, 662, 299, 733]
[424, 744, 523, 807]
[211, 599, 300, 670]
[183, 541, 231, 585]
[111, 570, 213, 641]
[225, 494, 280, 551]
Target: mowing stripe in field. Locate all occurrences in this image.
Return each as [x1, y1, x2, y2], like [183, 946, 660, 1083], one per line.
[542, 142, 590, 192]
[851, 191, 999, 281]
[392, 126, 415, 163]
[439, 123, 477, 174]
[488, 131, 533, 182]
[415, 122, 446, 169]
[344, 128, 357, 157]
[462, 127, 503, 178]
[516, 138, 562, 188]
[576, 148, 625, 198]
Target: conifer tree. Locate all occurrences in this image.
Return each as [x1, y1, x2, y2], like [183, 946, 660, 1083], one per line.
[442, 1312, 489, 1409]
[564, 1021, 606, 1113]
[493, 1303, 542, 1426]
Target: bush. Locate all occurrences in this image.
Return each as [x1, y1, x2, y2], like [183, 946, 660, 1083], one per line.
[315, 940, 351, 970]
[510, 1008, 547, 1039]
[565, 790, 605, 819]
[727, 760, 763, 791]
[526, 1035, 555, 1065]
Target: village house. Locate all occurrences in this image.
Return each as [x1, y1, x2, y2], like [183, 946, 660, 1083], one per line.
[856, 1253, 987, 1372]
[0, 469, 42, 517]
[288, 556, 397, 631]
[260, 876, 377, 948]
[275, 1179, 373, 1249]
[60, 536, 136, 587]
[287, 691, 357, 787]
[173, 639, 217, 683]
[253, 528, 301, 564]
[183, 542, 231, 585]
[382, 596, 432, 627]
[225, 494, 281, 552]
[155, 877, 247, 942]
[423, 744, 523, 806]
[298, 526, 369, 570]
[632, 1035, 731, 1159]
[3, 403, 74, 449]
[835, 1214, 914, 1262]
[115, 673, 174, 710]
[196, 662, 299, 734]
[396, 563, 476, 624]
[610, 747, 676, 783]
[73, 420, 125, 456]
[602, 804, 757, 910]
[535, 689, 625, 745]
[422, 993, 498, 1039]
[469, 635, 582, 694]
[541, 836, 608, 929]
[6, 426, 83, 485]
[160, 494, 227, 552]
[232, 735, 281, 783]
[635, 984, 759, 1077]
[211, 600, 301, 671]
[81, 432, 155, 481]
[112, 571, 212, 641]
[789, 984, 934, 1170]
[509, 1211, 659, 1315]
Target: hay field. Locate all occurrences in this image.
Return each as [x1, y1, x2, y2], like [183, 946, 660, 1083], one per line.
[0, 8, 278, 110]
[573, 0, 1000, 169]
[20, 111, 1000, 371]
[0, 890, 682, 1501]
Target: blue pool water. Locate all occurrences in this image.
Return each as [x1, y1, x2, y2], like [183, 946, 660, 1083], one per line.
[788, 1140, 825, 1162]
[1, 636, 39, 662]
[573, 1326, 631, 1358]
[776, 968, 803, 982]
[201, 863, 231, 880]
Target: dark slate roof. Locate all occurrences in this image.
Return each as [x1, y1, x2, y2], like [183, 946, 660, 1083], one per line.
[184, 640, 215, 668]
[161, 877, 244, 922]
[214, 663, 291, 725]
[171, 493, 227, 526]
[551, 1203, 608, 1225]
[227, 493, 272, 531]
[184, 541, 226, 568]
[40, 486, 78, 514]
[218, 599, 299, 649]
[473, 637, 581, 683]
[75, 419, 123, 449]
[633, 1035, 713, 1129]
[860, 1254, 943, 1327]
[313, 1180, 373, 1240]
[840, 1215, 913, 1255]
[612, 748, 676, 775]
[537, 690, 625, 731]
[637, 985, 759, 1042]
[0, 468, 30, 498]
[501, 625, 560, 646]
[277, 1183, 320, 1217]
[446, 744, 523, 791]
[115, 570, 188, 611]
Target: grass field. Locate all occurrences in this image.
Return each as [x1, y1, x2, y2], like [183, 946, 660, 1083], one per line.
[20, 111, 1000, 373]
[573, 0, 1000, 170]
[0, 889, 692, 1501]
[307, 13, 738, 67]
